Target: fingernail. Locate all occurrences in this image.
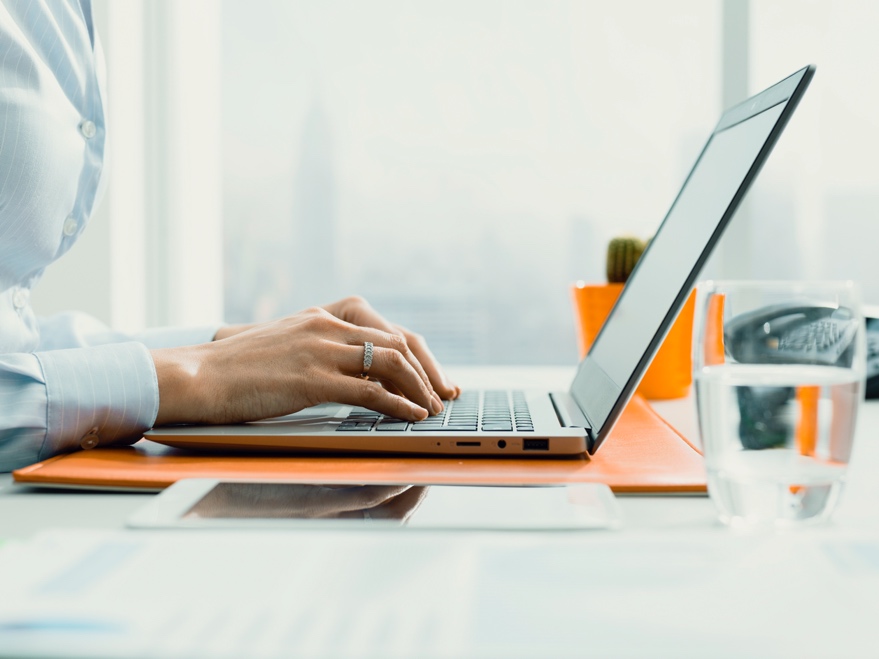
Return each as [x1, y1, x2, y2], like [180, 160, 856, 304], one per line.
[431, 394, 444, 415]
[413, 405, 429, 421]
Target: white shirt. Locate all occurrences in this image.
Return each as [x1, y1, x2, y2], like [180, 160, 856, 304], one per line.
[0, 0, 216, 471]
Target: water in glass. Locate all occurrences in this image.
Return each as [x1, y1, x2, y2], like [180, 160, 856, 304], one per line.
[696, 363, 860, 527]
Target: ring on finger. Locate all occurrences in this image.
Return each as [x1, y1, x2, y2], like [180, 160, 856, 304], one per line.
[360, 341, 374, 379]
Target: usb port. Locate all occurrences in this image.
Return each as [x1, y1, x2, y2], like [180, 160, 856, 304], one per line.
[456, 441, 481, 447]
[523, 439, 549, 451]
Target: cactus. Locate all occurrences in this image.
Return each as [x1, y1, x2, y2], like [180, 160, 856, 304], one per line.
[606, 236, 647, 283]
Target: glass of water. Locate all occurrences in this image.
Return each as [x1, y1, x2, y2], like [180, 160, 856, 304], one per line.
[693, 281, 866, 528]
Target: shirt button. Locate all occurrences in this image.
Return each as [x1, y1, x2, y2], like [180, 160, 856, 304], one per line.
[63, 216, 79, 237]
[12, 289, 28, 309]
[79, 119, 97, 139]
[80, 428, 100, 450]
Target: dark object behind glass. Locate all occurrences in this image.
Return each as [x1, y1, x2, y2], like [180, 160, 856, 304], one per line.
[865, 315, 879, 398]
[726, 302, 863, 449]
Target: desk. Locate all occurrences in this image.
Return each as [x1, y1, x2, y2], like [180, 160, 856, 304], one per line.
[0, 367, 715, 539]
[2, 366, 879, 658]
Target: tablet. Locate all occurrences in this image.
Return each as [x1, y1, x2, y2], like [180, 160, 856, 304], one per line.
[127, 479, 622, 531]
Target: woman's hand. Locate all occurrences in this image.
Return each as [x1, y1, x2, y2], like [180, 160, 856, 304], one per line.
[321, 296, 460, 401]
[153, 300, 456, 427]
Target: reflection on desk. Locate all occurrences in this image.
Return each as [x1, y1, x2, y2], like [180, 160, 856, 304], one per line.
[187, 483, 427, 521]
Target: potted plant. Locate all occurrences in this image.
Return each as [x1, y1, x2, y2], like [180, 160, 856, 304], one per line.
[571, 236, 695, 400]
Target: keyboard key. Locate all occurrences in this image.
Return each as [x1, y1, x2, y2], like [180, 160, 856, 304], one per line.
[376, 423, 409, 431]
[412, 426, 475, 432]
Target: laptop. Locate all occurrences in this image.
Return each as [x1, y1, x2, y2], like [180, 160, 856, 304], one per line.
[147, 65, 815, 457]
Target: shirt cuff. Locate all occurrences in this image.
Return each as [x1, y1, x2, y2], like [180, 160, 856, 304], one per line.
[132, 325, 221, 349]
[0, 354, 53, 471]
[35, 342, 160, 458]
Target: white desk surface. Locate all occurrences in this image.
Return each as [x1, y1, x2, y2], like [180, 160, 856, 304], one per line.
[2, 366, 879, 658]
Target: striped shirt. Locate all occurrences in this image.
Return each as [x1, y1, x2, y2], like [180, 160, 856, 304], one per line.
[0, 0, 216, 471]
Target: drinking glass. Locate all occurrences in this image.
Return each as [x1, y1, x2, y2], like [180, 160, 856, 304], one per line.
[693, 281, 866, 527]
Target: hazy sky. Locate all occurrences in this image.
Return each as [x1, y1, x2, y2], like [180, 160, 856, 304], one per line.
[220, 0, 720, 242]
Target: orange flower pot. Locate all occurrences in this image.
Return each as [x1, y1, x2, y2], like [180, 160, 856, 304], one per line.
[571, 282, 696, 400]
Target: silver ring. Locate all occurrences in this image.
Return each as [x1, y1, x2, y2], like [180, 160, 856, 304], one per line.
[361, 341, 374, 378]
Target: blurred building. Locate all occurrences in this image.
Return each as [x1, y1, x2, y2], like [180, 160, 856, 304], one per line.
[291, 92, 339, 309]
[823, 191, 879, 305]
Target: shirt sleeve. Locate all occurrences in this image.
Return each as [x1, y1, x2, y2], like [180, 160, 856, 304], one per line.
[37, 311, 221, 351]
[0, 313, 222, 472]
[0, 342, 159, 472]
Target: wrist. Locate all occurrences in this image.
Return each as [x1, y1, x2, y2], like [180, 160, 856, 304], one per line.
[213, 323, 254, 341]
[151, 345, 211, 426]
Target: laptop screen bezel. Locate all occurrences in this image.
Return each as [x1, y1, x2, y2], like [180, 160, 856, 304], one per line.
[570, 65, 816, 455]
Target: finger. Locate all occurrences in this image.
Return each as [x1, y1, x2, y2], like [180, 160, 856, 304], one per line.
[323, 374, 430, 421]
[337, 344, 439, 415]
[325, 306, 450, 413]
[324, 304, 441, 402]
[376, 378, 404, 398]
[395, 325, 459, 400]
[352, 327, 438, 403]
[311, 319, 441, 414]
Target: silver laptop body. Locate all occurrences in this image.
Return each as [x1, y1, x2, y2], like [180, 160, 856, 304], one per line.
[146, 66, 814, 457]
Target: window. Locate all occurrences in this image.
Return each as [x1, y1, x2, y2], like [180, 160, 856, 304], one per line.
[220, 1, 720, 364]
[37, 3, 879, 357]
[748, 1, 879, 306]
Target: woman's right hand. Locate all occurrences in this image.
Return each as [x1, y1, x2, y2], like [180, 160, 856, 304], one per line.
[151, 306, 445, 427]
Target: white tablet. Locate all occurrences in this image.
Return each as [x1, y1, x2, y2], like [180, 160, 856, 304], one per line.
[127, 479, 622, 531]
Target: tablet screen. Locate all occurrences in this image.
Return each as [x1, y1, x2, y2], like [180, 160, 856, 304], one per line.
[132, 480, 621, 531]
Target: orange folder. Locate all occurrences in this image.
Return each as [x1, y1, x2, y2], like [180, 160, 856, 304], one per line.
[13, 395, 707, 494]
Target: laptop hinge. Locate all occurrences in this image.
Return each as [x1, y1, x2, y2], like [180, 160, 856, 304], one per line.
[549, 391, 592, 431]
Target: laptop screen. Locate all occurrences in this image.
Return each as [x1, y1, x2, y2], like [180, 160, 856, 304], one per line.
[570, 66, 814, 453]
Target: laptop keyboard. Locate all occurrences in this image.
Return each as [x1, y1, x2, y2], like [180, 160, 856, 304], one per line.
[336, 390, 534, 432]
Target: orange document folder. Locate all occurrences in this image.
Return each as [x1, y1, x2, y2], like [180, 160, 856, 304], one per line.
[13, 395, 707, 494]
